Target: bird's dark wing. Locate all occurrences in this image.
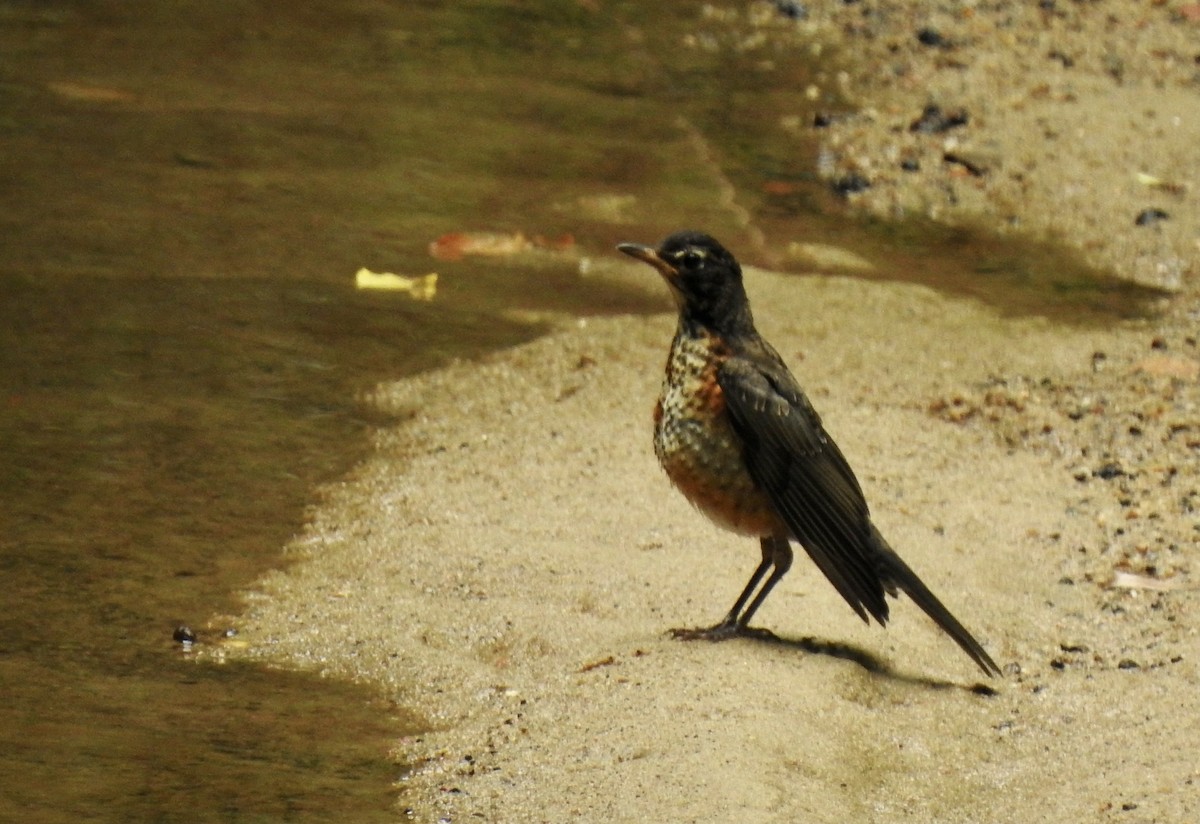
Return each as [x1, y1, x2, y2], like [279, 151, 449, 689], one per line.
[719, 350, 1002, 676]
[717, 352, 890, 625]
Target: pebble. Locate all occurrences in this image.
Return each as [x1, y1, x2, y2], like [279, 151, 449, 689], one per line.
[1134, 208, 1169, 226]
[910, 105, 969, 134]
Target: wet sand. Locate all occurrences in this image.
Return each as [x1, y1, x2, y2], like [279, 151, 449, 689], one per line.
[228, 3, 1199, 821]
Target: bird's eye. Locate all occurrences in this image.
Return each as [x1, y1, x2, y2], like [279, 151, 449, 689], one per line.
[678, 249, 705, 269]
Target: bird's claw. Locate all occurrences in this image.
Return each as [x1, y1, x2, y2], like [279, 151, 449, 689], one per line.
[668, 621, 778, 642]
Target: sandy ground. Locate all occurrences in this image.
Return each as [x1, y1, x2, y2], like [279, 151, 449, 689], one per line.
[227, 3, 1199, 822]
[803, 0, 1200, 292]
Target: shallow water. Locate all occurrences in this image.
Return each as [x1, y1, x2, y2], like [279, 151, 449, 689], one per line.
[0, 277, 497, 823]
[0, 1, 1162, 821]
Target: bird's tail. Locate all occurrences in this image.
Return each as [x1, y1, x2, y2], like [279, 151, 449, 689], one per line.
[870, 525, 1001, 677]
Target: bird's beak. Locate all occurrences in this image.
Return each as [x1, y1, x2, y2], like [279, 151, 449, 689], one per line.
[617, 242, 679, 282]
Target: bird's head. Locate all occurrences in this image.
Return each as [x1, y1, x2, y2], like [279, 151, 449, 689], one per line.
[617, 231, 753, 334]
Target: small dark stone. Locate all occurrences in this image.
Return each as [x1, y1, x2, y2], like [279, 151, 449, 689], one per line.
[1060, 642, 1088, 653]
[173, 625, 197, 644]
[1135, 208, 1169, 226]
[1117, 659, 1140, 670]
[1050, 658, 1067, 670]
[1150, 336, 1167, 350]
[1047, 49, 1074, 68]
[900, 157, 921, 172]
[943, 152, 987, 176]
[916, 27, 950, 48]
[774, 0, 807, 20]
[910, 104, 969, 134]
[831, 174, 871, 196]
[812, 112, 834, 128]
[1094, 462, 1124, 480]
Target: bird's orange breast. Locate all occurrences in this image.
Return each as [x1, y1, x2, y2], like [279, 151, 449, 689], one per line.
[654, 329, 782, 537]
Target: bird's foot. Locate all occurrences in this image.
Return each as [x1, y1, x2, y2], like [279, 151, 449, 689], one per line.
[668, 620, 778, 643]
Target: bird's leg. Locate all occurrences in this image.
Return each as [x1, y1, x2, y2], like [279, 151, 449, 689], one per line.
[735, 535, 793, 628]
[670, 535, 782, 641]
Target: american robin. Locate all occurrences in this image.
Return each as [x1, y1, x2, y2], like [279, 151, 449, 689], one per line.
[618, 230, 1000, 677]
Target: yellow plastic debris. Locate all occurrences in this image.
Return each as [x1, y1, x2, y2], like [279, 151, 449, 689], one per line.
[354, 268, 438, 299]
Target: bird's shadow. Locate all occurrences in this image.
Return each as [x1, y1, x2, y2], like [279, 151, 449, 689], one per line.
[675, 626, 997, 695]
